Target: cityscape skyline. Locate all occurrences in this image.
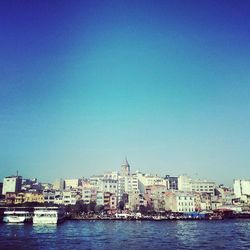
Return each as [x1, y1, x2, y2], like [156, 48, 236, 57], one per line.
[0, 157, 247, 188]
[1, 1, 250, 185]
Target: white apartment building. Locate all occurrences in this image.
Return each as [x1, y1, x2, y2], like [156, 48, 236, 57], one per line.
[89, 175, 103, 190]
[191, 180, 215, 195]
[101, 171, 118, 196]
[178, 175, 192, 192]
[234, 179, 250, 202]
[137, 172, 167, 193]
[53, 179, 65, 190]
[64, 179, 80, 189]
[2, 176, 22, 195]
[62, 191, 77, 205]
[43, 190, 56, 203]
[96, 191, 104, 206]
[165, 191, 195, 213]
[178, 175, 216, 195]
[118, 174, 139, 202]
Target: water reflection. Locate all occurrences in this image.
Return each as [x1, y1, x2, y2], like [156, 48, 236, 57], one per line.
[33, 223, 57, 234]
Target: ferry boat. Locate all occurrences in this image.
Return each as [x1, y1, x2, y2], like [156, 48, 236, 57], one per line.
[33, 207, 65, 224]
[3, 210, 32, 223]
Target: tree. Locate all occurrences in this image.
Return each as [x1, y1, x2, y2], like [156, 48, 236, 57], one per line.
[87, 201, 96, 213]
[95, 205, 104, 214]
[118, 201, 125, 210]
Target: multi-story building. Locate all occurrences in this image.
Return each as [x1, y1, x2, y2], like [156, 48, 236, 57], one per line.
[41, 183, 53, 190]
[54, 191, 64, 204]
[110, 194, 117, 210]
[127, 190, 142, 211]
[53, 179, 65, 190]
[194, 193, 212, 211]
[62, 191, 77, 205]
[191, 180, 215, 195]
[2, 175, 22, 195]
[64, 179, 80, 190]
[23, 192, 44, 203]
[43, 190, 56, 203]
[89, 175, 103, 190]
[101, 172, 118, 196]
[103, 192, 115, 210]
[165, 175, 178, 190]
[137, 172, 167, 193]
[145, 185, 167, 212]
[215, 186, 234, 205]
[165, 191, 195, 213]
[5, 192, 17, 205]
[14, 193, 25, 204]
[178, 175, 216, 195]
[234, 179, 250, 203]
[0, 182, 3, 198]
[178, 175, 192, 192]
[118, 174, 139, 202]
[96, 191, 104, 206]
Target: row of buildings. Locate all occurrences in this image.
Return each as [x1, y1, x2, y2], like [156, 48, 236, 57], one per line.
[1, 160, 250, 213]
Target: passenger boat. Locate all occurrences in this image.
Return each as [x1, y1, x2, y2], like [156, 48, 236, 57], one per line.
[3, 210, 32, 223]
[33, 207, 65, 224]
[152, 215, 164, 221]
[209, 214, 223, 220]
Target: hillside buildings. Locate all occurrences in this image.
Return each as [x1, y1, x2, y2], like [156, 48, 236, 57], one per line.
[1, 161, 249, 213]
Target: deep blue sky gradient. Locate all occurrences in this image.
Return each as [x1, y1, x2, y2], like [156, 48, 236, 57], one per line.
[0, 0, 250, 184]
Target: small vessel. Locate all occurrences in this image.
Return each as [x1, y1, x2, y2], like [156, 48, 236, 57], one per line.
[33, 207, 65, 224]
[3, 210, 32, 223]
[209, 214, 223, 220]
[115, 213, 131, 219]
[152, 215, 164, 221]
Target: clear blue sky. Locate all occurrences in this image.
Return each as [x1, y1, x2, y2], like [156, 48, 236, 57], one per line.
[0, 0, 250, 185]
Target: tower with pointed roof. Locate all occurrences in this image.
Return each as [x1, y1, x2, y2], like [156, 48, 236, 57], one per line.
[120, 157, 130, 176]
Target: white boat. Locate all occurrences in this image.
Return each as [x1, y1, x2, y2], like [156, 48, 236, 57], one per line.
[3, 210, 32, 223]
[33, 207, 65, 224]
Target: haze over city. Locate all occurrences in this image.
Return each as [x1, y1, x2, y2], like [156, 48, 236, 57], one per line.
[0, 1, 250, 185]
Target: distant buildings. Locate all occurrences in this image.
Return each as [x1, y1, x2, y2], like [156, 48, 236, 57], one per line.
[1, 161, 249, 213]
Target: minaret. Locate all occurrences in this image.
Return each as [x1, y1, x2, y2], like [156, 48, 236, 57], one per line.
[120, 157, 130, 176]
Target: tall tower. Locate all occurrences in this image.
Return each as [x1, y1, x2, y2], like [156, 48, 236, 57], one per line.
[120, 158, 130, 176]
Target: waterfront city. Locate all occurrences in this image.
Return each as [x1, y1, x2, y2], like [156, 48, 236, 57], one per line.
[1, 0, 250, 248]
[1, 160, 250, 249]
[1, 159, 250, 223]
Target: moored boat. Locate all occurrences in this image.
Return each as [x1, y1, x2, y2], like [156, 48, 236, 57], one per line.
[3, 210, 32, 223]
[33, 207, 65, 224]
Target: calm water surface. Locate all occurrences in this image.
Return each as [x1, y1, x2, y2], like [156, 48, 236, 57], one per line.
[0, 219, 250, 249]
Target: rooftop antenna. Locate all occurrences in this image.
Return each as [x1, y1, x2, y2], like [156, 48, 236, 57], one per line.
[16, 170, 18, 177]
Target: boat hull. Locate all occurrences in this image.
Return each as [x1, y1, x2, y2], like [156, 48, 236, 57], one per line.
[3, 216, 26, 223]
[33, 217, 58, 224]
